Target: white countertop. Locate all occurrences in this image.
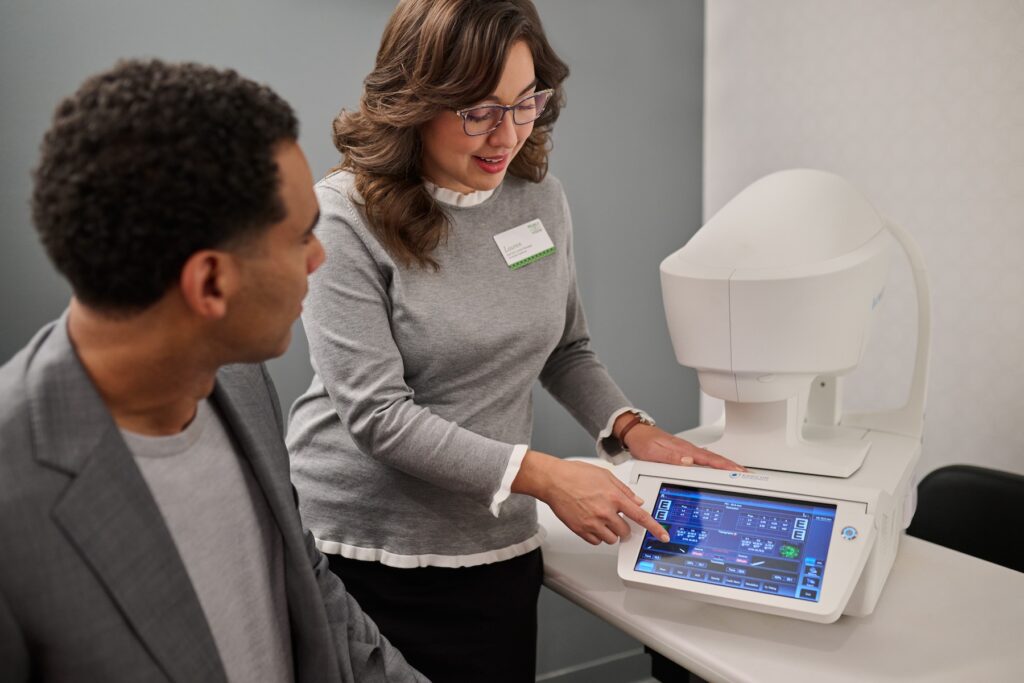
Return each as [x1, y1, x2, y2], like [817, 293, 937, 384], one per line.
[538, 460, 1024, 683]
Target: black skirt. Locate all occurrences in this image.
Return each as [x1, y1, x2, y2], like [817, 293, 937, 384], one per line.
[327, 548, 543, 683]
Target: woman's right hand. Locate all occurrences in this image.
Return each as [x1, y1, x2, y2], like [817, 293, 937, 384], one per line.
[512, 451, 670, 546]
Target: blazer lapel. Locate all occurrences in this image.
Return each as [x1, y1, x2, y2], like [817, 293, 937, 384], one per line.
[210, 367, 298, 551]
[33, 315, 226, 683]
[212, 365, 340, 682]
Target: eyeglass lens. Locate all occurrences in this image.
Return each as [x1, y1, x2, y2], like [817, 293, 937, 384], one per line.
[462, 91, 552, 136]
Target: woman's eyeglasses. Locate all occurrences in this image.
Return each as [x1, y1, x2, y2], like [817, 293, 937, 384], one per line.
[455, 89, 553, 137]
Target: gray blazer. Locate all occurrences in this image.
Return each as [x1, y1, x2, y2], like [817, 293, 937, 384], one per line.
[0, 315, 427, 683]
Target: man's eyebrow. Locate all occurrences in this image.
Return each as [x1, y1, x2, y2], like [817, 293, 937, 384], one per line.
[480, 79, 539, 103]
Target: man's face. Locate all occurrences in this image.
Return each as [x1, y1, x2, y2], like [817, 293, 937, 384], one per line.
[223, 141, 324, 362]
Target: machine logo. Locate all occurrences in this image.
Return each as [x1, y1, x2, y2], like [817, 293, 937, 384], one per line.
[729, 472, 770, 481]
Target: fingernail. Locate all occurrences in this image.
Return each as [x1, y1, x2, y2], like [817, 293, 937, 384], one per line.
[680, 456, 694, 465]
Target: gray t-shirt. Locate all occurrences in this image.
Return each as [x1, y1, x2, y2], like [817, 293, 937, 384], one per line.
[123, 400, 294, 683]
[287, 171, 631, 567]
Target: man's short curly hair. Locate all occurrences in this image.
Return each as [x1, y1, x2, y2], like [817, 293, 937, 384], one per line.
[32, 59, 299, 312]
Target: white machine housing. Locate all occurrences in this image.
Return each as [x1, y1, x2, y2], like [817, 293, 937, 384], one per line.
[618, 169, 931, 621]
[659, 169, 930, 477]
[618, 428, 919, 622]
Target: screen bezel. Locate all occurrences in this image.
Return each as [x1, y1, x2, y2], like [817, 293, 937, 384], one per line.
[632, 482, 838, 603]
[617, 475, 874, 621]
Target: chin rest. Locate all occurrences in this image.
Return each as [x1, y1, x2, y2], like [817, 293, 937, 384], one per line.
[906, 464, 1024, 572]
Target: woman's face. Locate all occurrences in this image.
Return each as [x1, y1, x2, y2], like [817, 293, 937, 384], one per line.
[420, 40, 538, 194]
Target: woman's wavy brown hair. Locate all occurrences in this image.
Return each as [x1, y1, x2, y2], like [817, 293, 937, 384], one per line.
[332, 0, 569, 269]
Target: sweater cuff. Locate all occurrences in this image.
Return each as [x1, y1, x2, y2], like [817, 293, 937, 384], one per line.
[595, 407, 655, 465]
[489, 444, 529, 517]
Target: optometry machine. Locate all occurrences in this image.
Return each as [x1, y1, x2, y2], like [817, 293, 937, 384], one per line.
[617, 169, 931, 623]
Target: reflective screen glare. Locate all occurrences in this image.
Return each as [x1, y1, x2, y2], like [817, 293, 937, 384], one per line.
[634, 484, 837, 602]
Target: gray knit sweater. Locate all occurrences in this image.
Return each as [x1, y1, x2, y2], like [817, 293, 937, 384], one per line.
[286, 170, 631, 567]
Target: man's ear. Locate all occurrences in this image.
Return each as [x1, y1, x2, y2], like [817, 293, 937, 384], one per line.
[179, 249, 239, 319]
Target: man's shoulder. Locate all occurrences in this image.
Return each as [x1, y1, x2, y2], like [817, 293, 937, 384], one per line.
[0, 321, 62, 453]
[0, 319, 75, 507]
[0, 317, 61, 383]
[0, 364, 33, 480]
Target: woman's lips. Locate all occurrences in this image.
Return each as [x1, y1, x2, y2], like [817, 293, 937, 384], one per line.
[473, 154, 509, 174]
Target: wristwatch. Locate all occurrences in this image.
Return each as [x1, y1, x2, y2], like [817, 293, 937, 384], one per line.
[617, 410, 655, 452]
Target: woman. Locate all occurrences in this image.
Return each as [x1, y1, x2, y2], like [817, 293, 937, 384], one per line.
[287, 1, 743, 679]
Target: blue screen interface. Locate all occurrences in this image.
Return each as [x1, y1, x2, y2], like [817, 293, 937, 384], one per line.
[634, 484, 837, 602]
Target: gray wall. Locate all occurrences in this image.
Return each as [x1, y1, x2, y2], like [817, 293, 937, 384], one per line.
[0, 1, 704, 680]
[0, 0, 399, 405]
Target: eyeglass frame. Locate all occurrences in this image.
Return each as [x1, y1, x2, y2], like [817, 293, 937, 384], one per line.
[454, 88, 555, 137]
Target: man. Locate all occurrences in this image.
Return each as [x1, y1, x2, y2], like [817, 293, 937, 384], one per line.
[0, 59, 426, 682]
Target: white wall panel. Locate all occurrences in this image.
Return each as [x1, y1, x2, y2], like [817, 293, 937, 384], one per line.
[704, 1, 1024, 476]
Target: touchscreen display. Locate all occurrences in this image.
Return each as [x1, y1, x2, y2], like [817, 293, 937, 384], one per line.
[634, 484, 837, 602]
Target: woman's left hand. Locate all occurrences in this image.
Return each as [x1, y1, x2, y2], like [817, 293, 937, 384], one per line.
[624, 424, 746, 472]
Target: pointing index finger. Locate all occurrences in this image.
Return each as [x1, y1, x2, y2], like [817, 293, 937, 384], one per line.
[621, 499, 669, 542]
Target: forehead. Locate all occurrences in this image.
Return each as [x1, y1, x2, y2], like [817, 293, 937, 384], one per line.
[270, 141, 317, 233]
[491, 40, 536, 102]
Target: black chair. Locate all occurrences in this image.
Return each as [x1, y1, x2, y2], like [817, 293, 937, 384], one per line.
[905, 464, 1024, 572]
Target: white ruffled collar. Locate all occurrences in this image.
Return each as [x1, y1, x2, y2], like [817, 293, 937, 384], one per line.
[424, 180, 495, 208]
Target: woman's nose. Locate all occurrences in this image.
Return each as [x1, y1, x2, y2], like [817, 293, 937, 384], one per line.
[488, 111, 519, 148]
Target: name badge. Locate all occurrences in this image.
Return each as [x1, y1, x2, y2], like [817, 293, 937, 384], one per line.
[493, 219, 555, 270]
